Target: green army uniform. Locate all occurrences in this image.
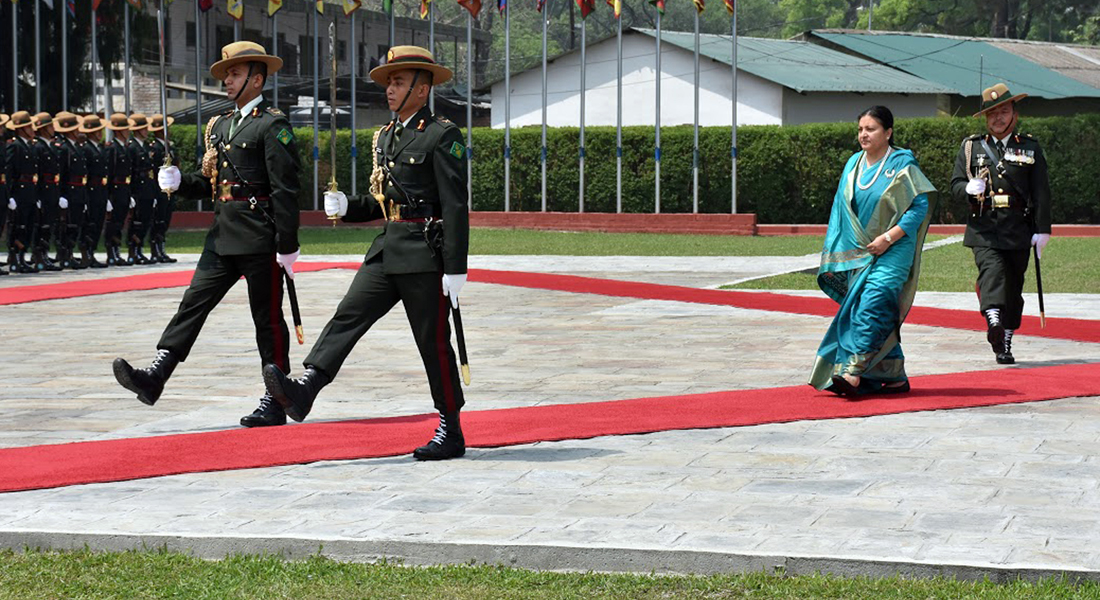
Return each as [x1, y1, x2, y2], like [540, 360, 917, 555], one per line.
[148, 118, 179, 263]
[126, 116, 157, 265]
[950, 83, 1052, 362]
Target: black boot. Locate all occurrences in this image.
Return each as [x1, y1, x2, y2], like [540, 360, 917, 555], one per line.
[54, 247, 71, 269]
[263, 364, 329, 423]
[985, 309, 1005, 357]
[997, 329, 1016, 365]
[413, 411, 466, 461]
[87, 249, 108, 268]
[32, 249, 61, 272]
[72, 247, 90, 270]
[158, 241, 177, 263]
[240, 393, 287, 427]
[110, 244, 130, 266]
[113, 348, 179, 406]
[148, 241, 164, 263]
[10, 252, 36, 274]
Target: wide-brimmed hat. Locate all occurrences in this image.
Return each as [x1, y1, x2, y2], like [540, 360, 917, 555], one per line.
[80, 114, 106, 134]
[974, 83, 1028, 117]
[32, 112, 53, 131]
[0, 113, 8, 129]
[149, 114, 175, 132]
[106, 113, 132, 131]
[53, 111, 83, 133]
[6, 110, 34, 131]
[369, 46, 452, 87]
[210, 41, 283, 81]
[129, 113, 150, 131]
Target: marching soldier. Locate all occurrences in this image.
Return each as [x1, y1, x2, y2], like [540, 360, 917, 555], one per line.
[31, 112, 63, 271]
[126, 113, 156, 265]
[148, 114, 178, 263]
[54, 111, 88, 269]
[5, 111, 39, 274]
[103, 113, 134, 267]
[114, 42, 301, 428]
[0, 113, 8, 274]
[79, 114, 110, 269]
[951, 83, 1052, 364]
[263, 46, 471, 461]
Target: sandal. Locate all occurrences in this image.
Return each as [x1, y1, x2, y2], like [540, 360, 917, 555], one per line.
[829, 375, 861, 398]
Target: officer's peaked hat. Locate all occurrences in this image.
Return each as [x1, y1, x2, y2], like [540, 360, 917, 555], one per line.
[210, 41, 283, 81]
[106, 113, 132, 131]
[974, 83, 1028, 117]
[32, 112, 54, 131]
[369, 46, 452, 87]
[53, 111, 83, 133]
[6, 110, 34, 131]
[79, 114, 106, 134]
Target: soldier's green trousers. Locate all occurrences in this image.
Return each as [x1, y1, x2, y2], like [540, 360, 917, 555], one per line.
[973, 246, 1031, 330]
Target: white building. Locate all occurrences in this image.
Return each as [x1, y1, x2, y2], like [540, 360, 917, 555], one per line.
[490, 29, 952, 128]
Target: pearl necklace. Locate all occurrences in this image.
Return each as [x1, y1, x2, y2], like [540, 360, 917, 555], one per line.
[856, 146, 892, 191]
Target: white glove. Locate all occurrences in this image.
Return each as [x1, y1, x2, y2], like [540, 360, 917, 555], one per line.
[7, 198, 14, 210]
[441, 273, 467, 309]
[965, 178, 986, 196]
[59, 197, 69, 210]
[276, 250, 300, 279]
[1031, 233, 1051, 259]
[106, 200, 113, 213]
[323, 190, 348, 217]
[36, 200, 41, 209]
[129, 197, 136, 209]
[158, 166, 181, 192]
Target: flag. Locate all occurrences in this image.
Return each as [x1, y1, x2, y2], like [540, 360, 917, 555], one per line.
[419, 0, 429, 18]
[724, 0, 733, 14]
[496, 0, 504, 13]
[125, 0, 140, 8]
[605, 0, 620, 18]
[228, 0, 243, 19]
[268, 0, 282, 15]
[692, 0, 703, 13]
[198, 0, 213, 11]
[66, 0, 75, 16]
[536, 0, 544, 12]
[41, 0, 53, 9]
[316, 0, 323, 13]
[343, 0, 360, 14]
[649, 0, 663, 13]
[93, 0, 105, 10]
[457, 0, 480, 15]
[576, 0, 593, 18]
[382, 0, 390, 12]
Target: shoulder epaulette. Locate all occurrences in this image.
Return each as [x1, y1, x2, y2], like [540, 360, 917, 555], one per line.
[222, 108, 236, 116]
[965, 134, 982, 141]
[266, 107, 286, 118]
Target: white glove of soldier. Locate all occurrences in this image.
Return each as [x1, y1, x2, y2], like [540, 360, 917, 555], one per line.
[7, 198, 14, 210]
[276, 250, 300, 279]
[158, 166, 181, 193]
[323, 190, 348, 217]
[106, 200, 113, 213]
[36, 200, 41, 209]
[441, 273, 467, 309]
[1031, 233, 1051, 259]
[59, 197, 69, 210]
[965, 178, 986, 196]
[129, 197, 136, 209]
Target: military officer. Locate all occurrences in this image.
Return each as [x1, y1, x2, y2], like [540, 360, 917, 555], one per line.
[125, 113, 156, 265]
[54, 111, 88, 269]
[0, 113, 8, 274]
[951, 83, 1052, 365]
[31, 112, 63, 271]
[148, 114, 178, 263]
[5, 111, 39, 274]
[114, 42, 301, 428]
[263, 46, 471, 461]
[79, 114, 110, 269]
[103, 113, 134, 267]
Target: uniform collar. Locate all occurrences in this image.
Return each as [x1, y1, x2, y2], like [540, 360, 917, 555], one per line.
[236, 95, 265, 120]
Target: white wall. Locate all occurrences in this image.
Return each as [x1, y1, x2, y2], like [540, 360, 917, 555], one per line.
[490, 33, 783, 128]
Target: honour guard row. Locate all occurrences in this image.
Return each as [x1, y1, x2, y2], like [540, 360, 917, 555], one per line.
[1, 110, 179, 274]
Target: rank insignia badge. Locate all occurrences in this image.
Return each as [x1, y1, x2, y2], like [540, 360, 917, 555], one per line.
[276, 128, 293, 145]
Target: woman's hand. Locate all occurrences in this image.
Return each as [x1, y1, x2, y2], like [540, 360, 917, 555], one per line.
[866, 234, 893, 256]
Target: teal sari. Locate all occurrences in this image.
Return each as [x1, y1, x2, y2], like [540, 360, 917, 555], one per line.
[809, 147, 936, 393]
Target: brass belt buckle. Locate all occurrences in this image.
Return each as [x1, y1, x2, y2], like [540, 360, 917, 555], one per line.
[387, 200, 402, 222]
[218, 182, 232, 201]
[992, 194, 1010, 209]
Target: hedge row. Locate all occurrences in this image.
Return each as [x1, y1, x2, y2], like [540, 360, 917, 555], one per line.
[167, 113, 1100, 224]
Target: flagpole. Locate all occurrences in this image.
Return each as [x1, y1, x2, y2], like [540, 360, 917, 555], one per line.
[350, 8, 357, 196]
[11, 1, 17, 111]
[615, 13, 621, 213]
[578, 19, 585, 213]
[312, 1, 319, 211]
[195, 0, 202, 174]
[465, 12, 472, 208]
[388, 0, 394, 47]
[272, 10, 279, 106]
[91, 3, 97, 114]
[35, 0, 40, 112]
[504, 0, 511, 212]
[692, 9, 699, 213]
[539, 0, 547, 213]
[731, 2, 737, 213]
[125, 2, 131, 112]
[62, 0, 68, 111]
[429, 1, 435, 112]
[654, 10, 661, 213]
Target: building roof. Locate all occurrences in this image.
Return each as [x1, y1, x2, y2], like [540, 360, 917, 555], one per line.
[634, 29, 952, 95]
[805, 30, 1100, 99]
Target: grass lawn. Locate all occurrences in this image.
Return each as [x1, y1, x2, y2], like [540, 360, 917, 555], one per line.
[1, 550, 1096, 599]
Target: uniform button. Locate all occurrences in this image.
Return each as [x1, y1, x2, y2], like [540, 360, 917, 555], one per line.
[998, 188, 1004, 193]
[223, 161, 228, 168]
[388, 161, 394, 168]
[409, 158, 415, 163]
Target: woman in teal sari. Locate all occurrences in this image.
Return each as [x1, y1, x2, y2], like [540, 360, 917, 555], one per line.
[810, 106, 937, 397]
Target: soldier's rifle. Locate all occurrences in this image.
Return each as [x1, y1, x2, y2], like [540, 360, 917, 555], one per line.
[156, 0, 173, 192]
[326, 21, 339, 227]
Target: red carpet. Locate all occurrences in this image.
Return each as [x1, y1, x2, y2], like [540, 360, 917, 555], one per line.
[1, 362, 1098, 493]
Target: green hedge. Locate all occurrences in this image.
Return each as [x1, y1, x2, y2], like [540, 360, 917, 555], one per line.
[168, 113, 1100, 224]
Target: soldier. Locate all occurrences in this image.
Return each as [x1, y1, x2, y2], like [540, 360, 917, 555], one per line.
[147, 114, 178, 263]
[114, 42, 301, 428]
[951, 83, 1052, 365]
[125, 113, 156, 265]
[53, 111, 88, 269]
[5, 111, 39, 274]
[0, 113, 8, 274]
[31, 112, 63, 271]
[263, 46, 471, 461]
[78, 114, 110, 269]
[102, 113, 134, 267]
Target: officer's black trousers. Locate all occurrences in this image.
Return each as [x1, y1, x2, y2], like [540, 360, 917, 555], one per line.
[305, 258, 465, 415]
[7, 194, 36, 253]
[158, 249, 291, 373]
[103, 187, 129, 248]
[127, 195, 155, 247]
[33, 184, 60, 253]
[152, 192, 175, 244]
[973, 246, 1031, 330]
[82, 187, 108, 251]
[60, 189, 88, 252]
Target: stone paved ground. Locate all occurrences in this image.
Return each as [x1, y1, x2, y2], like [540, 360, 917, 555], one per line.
[1, 250, 1099, 580]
